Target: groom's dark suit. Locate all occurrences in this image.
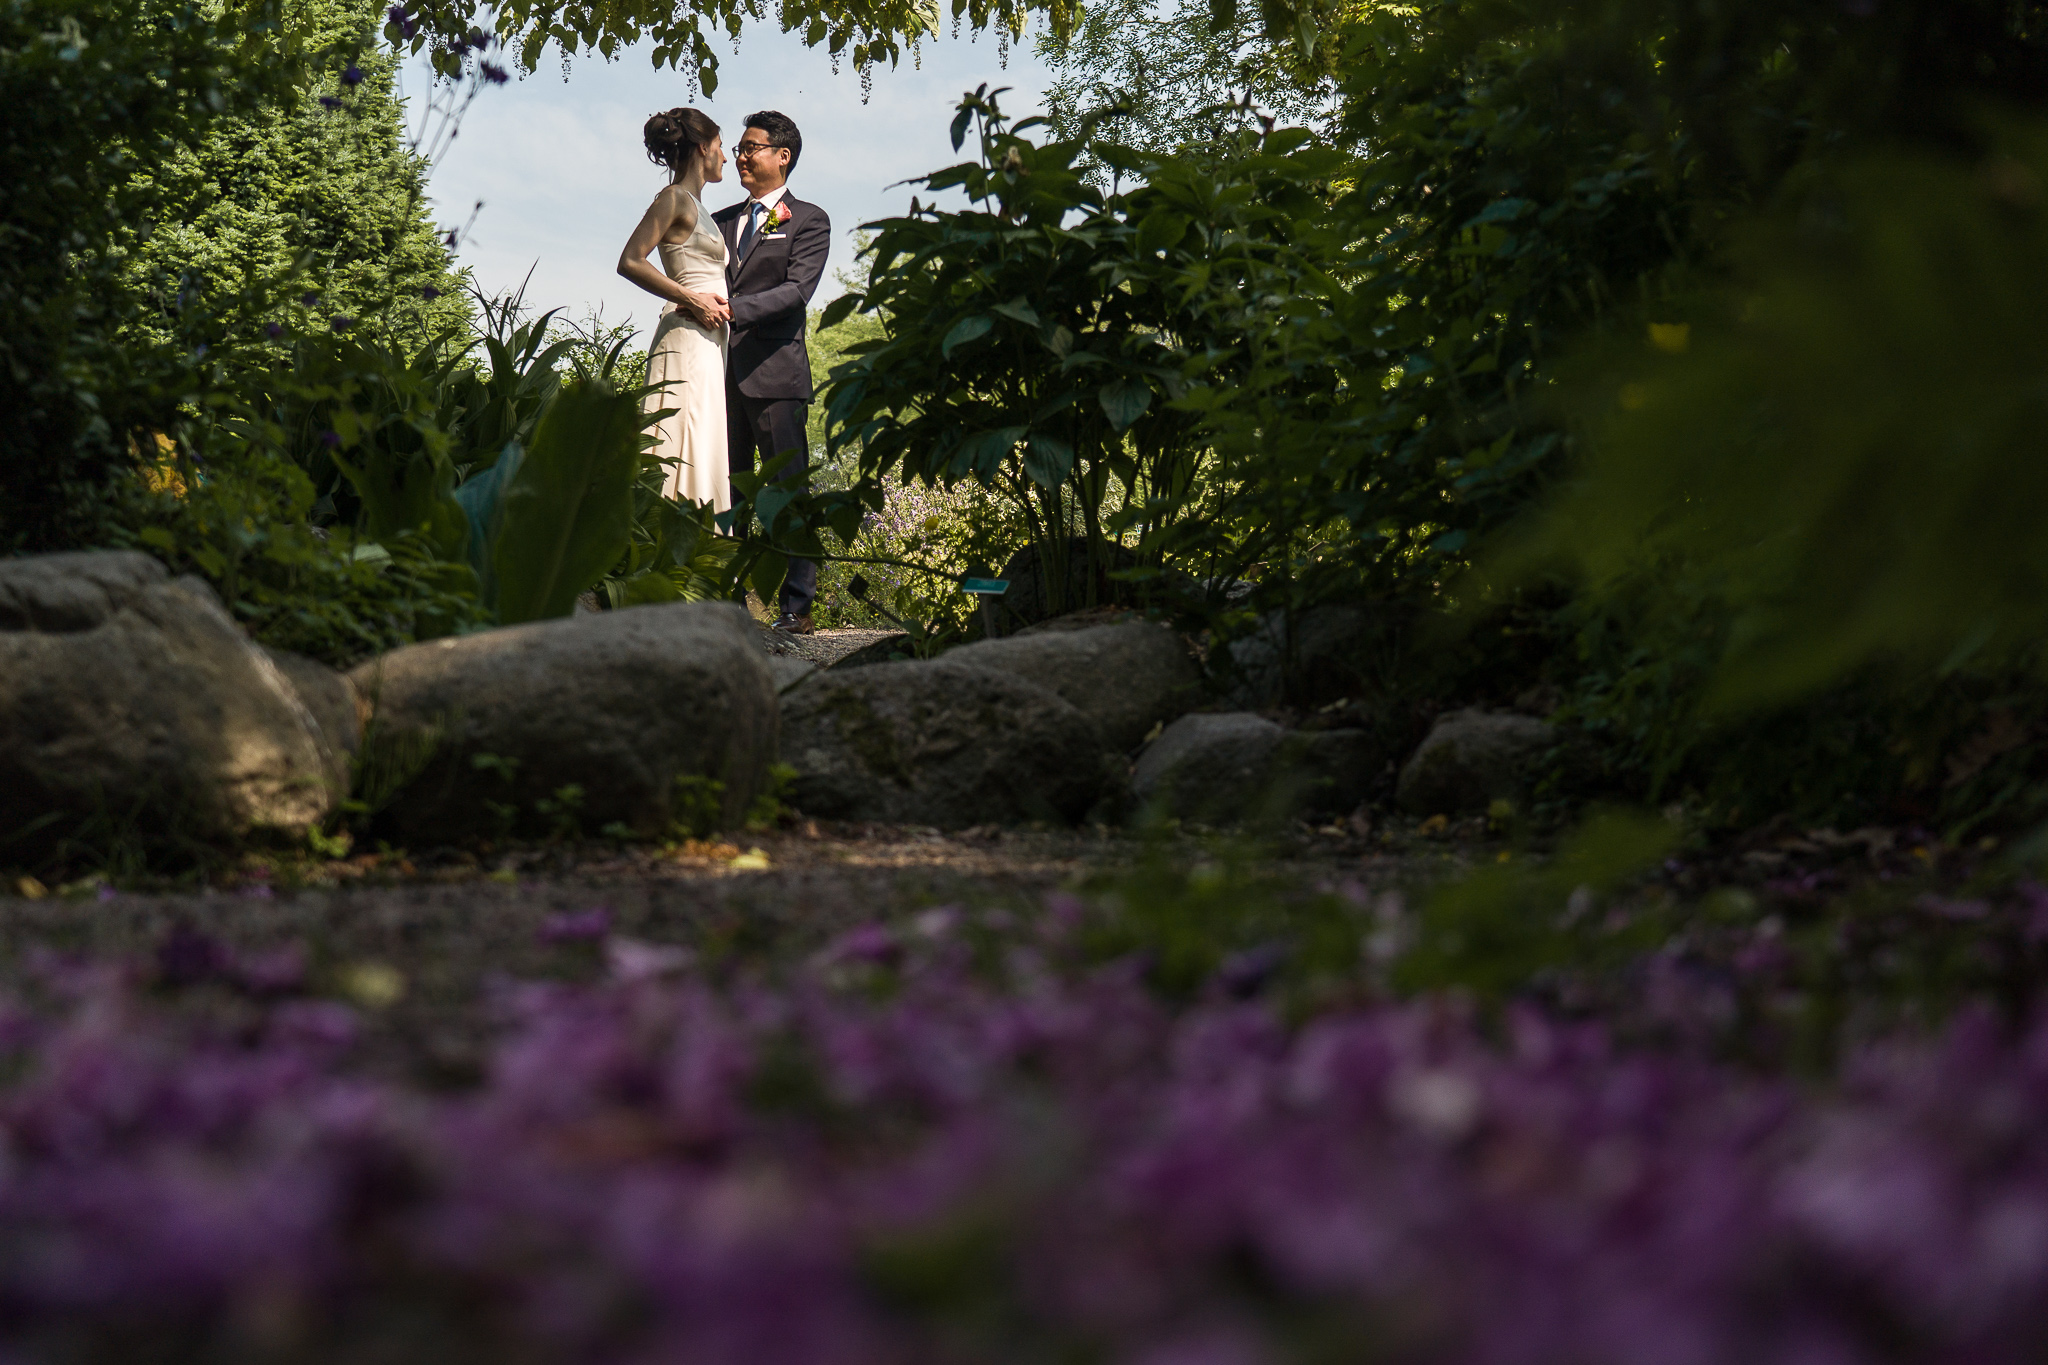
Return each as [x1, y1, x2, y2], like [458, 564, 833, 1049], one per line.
[713, 188, 831, 617]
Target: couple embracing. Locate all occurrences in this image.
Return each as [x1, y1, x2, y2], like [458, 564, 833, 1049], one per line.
[617, 107, 828, 635]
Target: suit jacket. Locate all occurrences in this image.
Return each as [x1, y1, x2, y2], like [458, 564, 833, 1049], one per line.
[713, 191, 831, 402]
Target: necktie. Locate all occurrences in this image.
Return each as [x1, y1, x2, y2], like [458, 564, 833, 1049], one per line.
[735, 201, 764, 262]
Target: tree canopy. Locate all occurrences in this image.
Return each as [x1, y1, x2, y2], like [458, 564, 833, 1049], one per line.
[388, 0, 1082, 93]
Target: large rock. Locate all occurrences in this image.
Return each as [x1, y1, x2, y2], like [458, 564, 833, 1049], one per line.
[1396, 709, 1555, 814]
[349, 602, 776, 841]
[780, 660, 1108, 827]
[944, 621, 1202, 752]
[1226, 604, 1385, 709]
[262, 647, 362, 772]
[831, 633, 914, 670]
[1132, 712, 1379, 823]
[0, 552, 340, 856]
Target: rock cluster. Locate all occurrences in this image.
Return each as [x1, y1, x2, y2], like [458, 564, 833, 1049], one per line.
[0, 556, 1568, 852]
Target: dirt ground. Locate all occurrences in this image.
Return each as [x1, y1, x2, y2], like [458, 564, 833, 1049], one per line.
[0, 820, 1491, 1083]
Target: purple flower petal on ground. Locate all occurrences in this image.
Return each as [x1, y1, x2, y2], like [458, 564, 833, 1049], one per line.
[538, 908, 613, 945]
[156, 927, 227, 986]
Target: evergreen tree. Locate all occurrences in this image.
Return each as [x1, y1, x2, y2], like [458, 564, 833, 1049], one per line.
[114, 0, 466, 355]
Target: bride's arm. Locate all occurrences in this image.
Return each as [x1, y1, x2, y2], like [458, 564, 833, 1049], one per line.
[616, 190, 731, 326]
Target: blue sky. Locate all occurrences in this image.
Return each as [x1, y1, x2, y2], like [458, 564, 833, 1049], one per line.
[402, 27, 1053, 336]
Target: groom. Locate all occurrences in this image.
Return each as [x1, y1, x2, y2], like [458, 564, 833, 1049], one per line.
[715, 110, 831, 635]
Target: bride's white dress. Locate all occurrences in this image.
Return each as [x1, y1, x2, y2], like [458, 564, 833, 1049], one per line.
[641, 189, 730, 510]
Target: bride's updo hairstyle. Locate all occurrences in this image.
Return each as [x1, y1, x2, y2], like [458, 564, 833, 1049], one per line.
[643, 107, 720, 174]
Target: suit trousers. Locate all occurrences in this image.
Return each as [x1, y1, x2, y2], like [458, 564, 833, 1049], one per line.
[725, 385, 816, 616]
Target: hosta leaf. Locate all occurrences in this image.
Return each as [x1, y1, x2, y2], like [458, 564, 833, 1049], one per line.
[491, 378, 642, 624]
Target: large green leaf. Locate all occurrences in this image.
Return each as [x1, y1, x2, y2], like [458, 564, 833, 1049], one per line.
[1024, 432, 1075, 487]
[942, 315, 994, 358]
[489, 378, 645, 624]
[451, 440, 524, 605]
[1098, 377, 1154, 430]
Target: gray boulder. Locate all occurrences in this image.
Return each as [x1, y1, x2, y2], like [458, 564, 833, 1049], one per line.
[765, 653, 819, 694]
[1133, 712, 1380, 823]
[261, 647, 361, 787]
[945, 621, 1202, 752]
[1397, 709, 1555, 814]
[831, 633, 914, 670]
[780, 660, 1108, 827]
[0, 552, 340, 855]
[1227, 603, 1385, 709]
[350, 602, 776, 841]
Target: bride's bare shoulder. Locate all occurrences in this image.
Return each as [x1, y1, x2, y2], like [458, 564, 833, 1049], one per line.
[649, 183, 701, 242]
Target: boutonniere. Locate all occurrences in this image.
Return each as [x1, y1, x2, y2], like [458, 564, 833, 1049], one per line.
[762, 201, 794, 235]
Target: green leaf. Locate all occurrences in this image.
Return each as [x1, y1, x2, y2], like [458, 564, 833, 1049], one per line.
[614, 568, 683, 607]
[1463, 198, 1533, 229]
[754, 484, 794, 534]
[490, 378, 644, 624]
[751, 550, 789, 605]
[452, 440, 524, 601]
[1136, 211, 1188, 254]
[956, 425, 1029, 475]
[950, 104, 974, 151]
[818, 292, 863, 330]
[990, 298, 1042, 328]
[942, 315, 994, 358]
[1023, 432, 1074, 486]
[1098, 376, 1153, 430]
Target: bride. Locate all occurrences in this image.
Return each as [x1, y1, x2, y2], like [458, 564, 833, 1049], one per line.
[617, 107, 731, 510]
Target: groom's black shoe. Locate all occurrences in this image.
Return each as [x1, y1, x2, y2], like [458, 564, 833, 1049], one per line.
[771, 612, 815, 636]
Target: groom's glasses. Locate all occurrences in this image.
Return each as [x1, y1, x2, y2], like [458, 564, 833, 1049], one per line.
[732, 140, 781, 160]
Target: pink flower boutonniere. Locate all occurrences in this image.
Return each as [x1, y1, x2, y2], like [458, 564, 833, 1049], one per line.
[763, 201, 794, 235]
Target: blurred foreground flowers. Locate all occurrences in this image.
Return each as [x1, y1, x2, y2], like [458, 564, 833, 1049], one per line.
[6, 910, 2048, 1363]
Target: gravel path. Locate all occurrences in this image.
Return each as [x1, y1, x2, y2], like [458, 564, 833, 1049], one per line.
[753, 623, 904, 667]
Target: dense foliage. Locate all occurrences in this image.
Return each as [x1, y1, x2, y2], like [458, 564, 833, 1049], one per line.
[807, 0, 2048, 833]
[0, 0, 302, 552]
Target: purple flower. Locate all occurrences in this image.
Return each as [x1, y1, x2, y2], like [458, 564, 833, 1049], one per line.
[155, 926, 226, 985]
[301, 291, 319, 306]
[318, 95, 342, 110]
[265, 321, 283, 339]
[822, 922, 898, 966]
[319, 431, 341, 448]
[479, 60, 509, 85]
[330, 315, 353, 331]
[341, 64, 364, 87]
[420, 286, 441, 300]
[537, 908, 612, 945]
[232, 944, 308, 996]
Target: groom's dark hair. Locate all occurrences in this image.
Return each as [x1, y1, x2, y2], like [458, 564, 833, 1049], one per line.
[744, 110, 802, 175]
